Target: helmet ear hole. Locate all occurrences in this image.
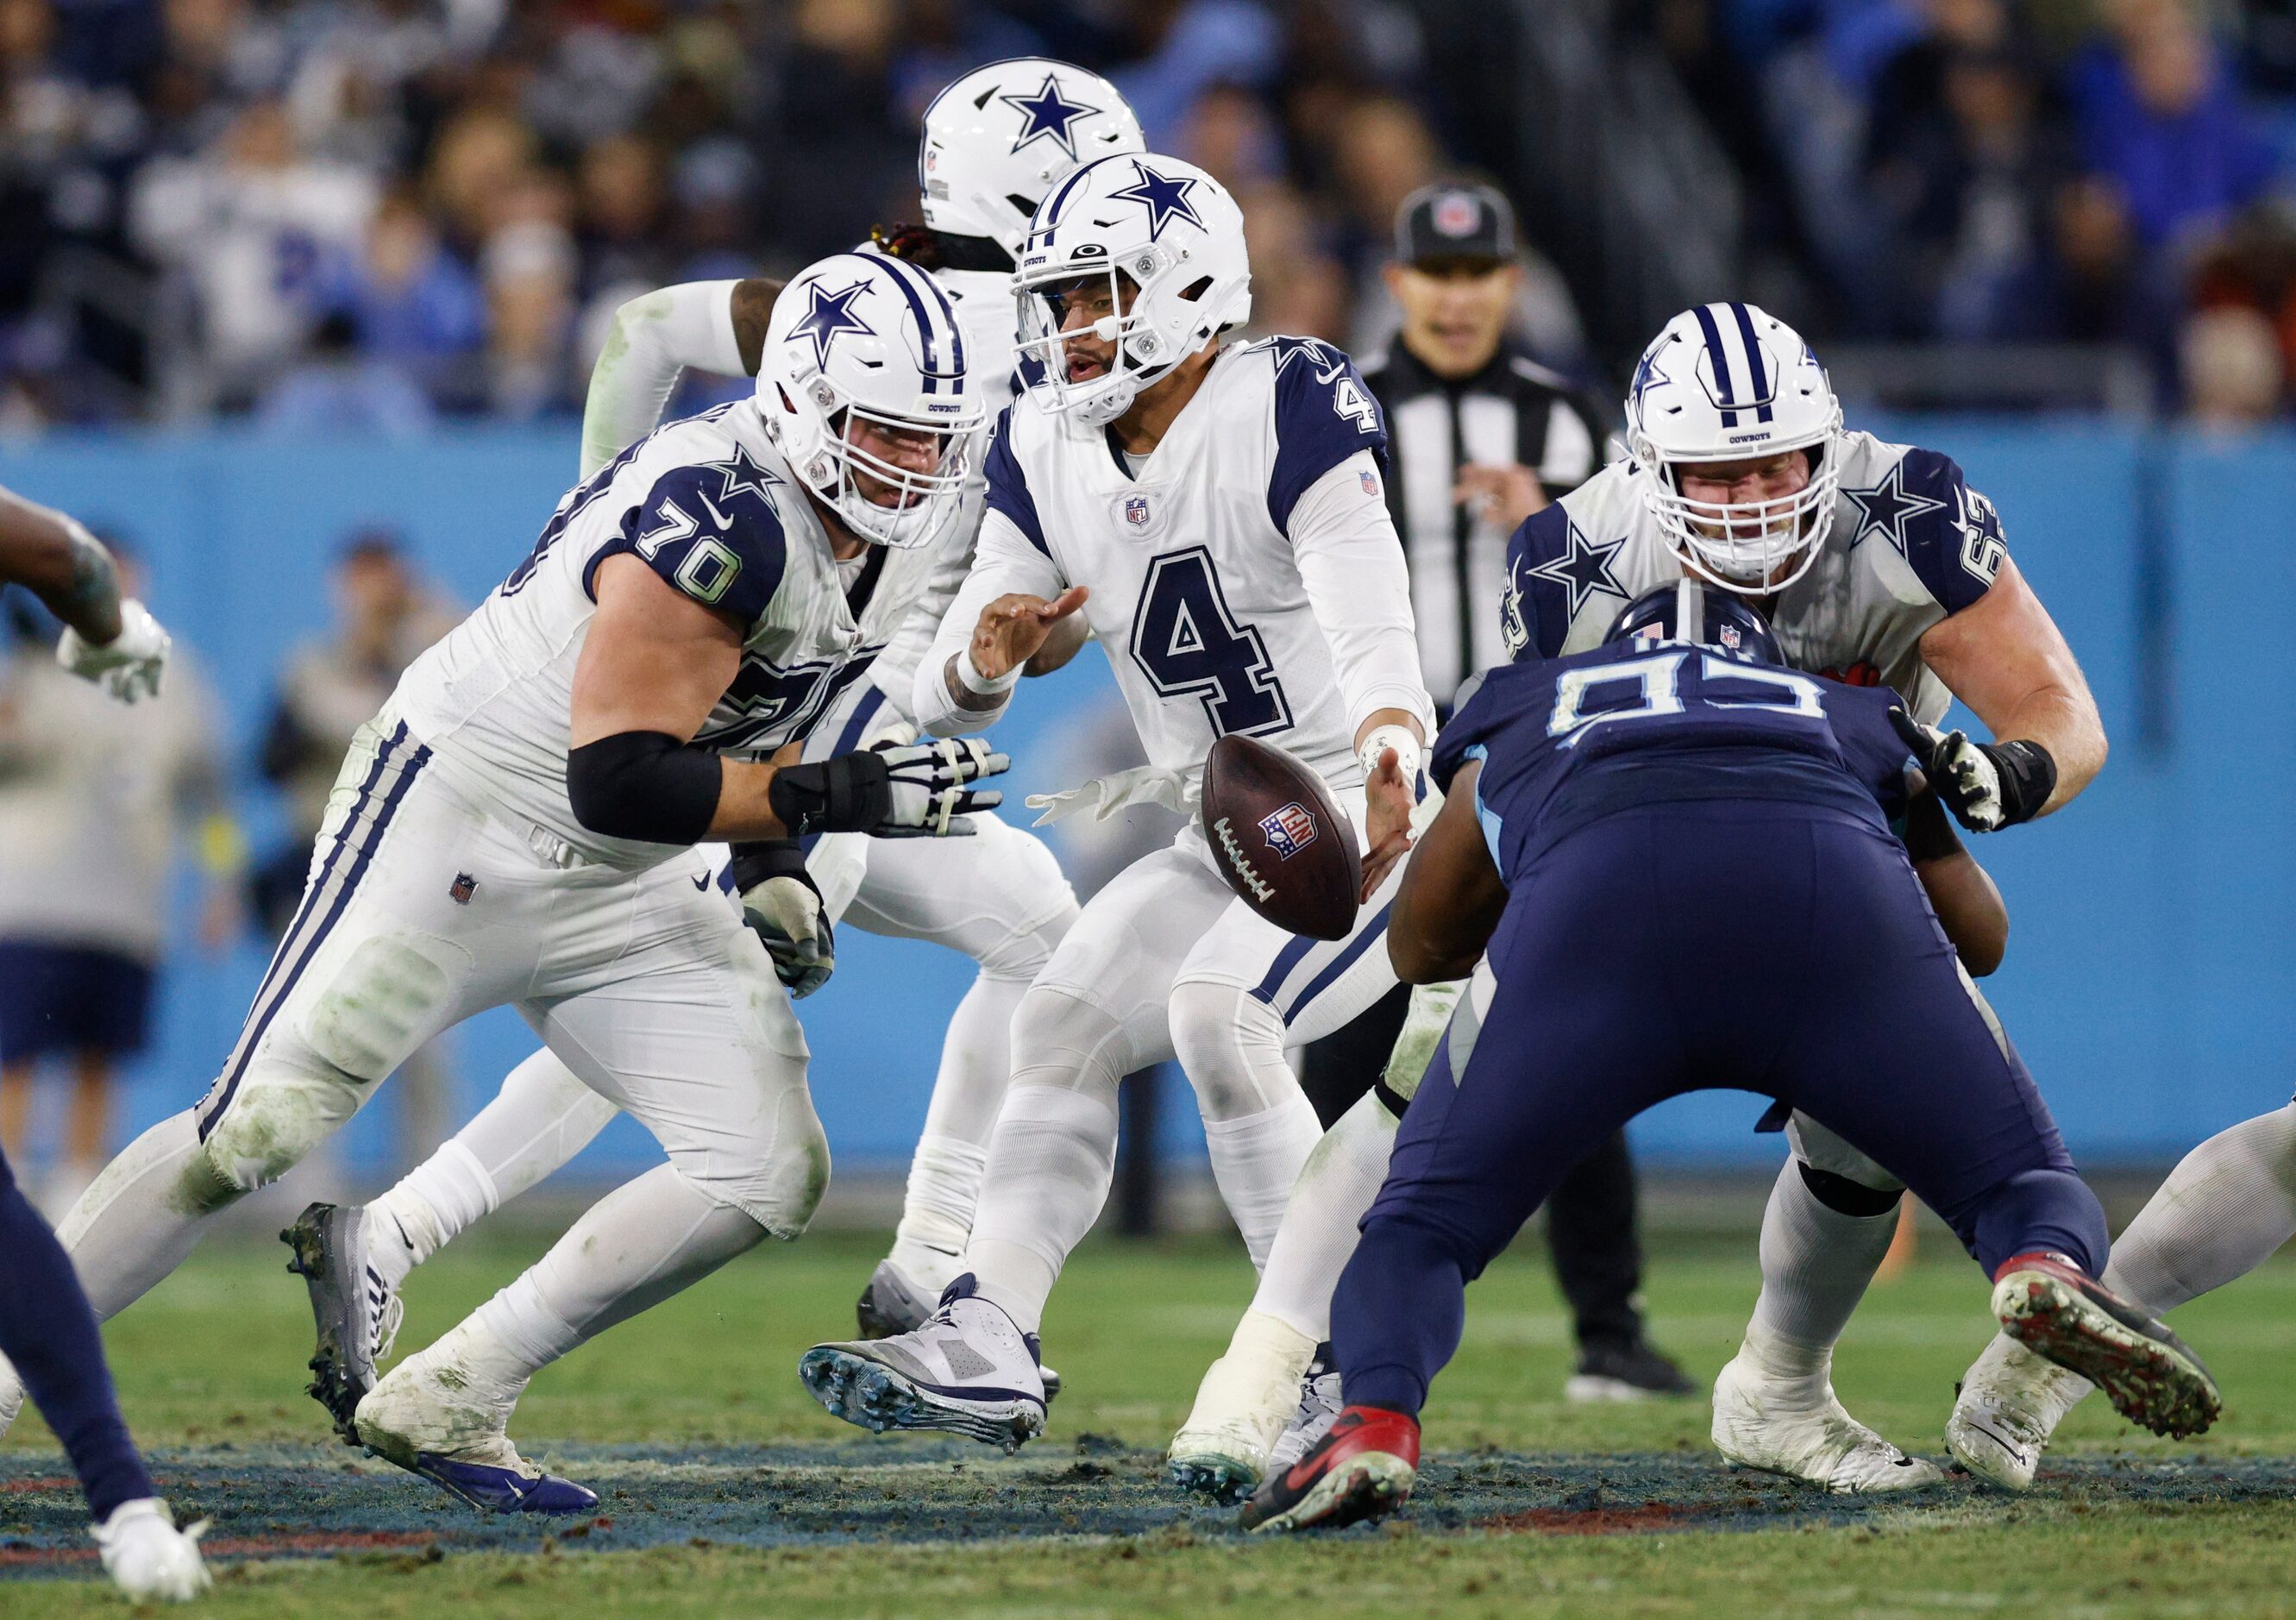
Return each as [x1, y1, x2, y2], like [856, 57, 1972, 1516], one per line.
[1007, 193, 1039, 217]
[1177, 275, 1213, 302]
[776, 383, 796, 413]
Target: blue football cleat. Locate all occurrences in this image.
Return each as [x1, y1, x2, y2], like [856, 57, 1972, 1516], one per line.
[400, 1452, 598, 1516]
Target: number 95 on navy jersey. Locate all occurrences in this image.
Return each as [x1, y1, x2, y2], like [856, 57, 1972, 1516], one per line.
[1432, 644, 1921, 882]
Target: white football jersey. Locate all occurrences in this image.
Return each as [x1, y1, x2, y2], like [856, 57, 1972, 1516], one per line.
[1500, 429, 2010, 723]
[396, 400, 946, 869]
[975, 336, 1405, 789]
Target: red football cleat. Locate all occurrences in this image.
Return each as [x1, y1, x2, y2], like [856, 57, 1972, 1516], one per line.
[1239, 1404, 1421, 1533]
[1990, 1251, 2221, 1439]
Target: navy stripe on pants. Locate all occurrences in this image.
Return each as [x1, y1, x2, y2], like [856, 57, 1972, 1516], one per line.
[0, 1146, 154, 1520]
[1336, 800, 2108, 1418]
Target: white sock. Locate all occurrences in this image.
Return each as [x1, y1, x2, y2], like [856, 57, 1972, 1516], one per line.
[889, 1133, 988, 1295]
[53, 1110, 209, 1319]
[1203, 1091, 1324, 1272]
[463, 1164, 766, 1379]
[1252, 1090, 1400, 1341]
[2104, 1103, 2296, 1314]
[1746, 1159, 1898, 1374]
[370, 1051, 618, 1288]
[966, 1085, 1120, 1334]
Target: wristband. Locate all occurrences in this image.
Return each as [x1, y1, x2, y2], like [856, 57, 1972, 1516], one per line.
[1986, 738, 2057, 826]
[956, 647, 1020, 698]
[1357, 724, 1423, 785]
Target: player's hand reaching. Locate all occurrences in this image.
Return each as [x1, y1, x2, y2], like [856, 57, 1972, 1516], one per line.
[767, 738, 1010, 839]
[731, 842, 835, 997]
[1889, 708, 2057, 832]
[57, 599, 170, 703]
[969, 587, 1089, 684]
[1360, 746, 1415, 901]
[1453, 462, 1547, 531]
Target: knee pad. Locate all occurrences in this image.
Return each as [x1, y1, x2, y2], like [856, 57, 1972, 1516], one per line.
[1168, 977, 1289, 1120]
[1798, 1162, 1905, 1219]
[198, 1043, 367, 1203]
[671, 1087, 830, 1240]
[1008, 985, 1132, 1102]
[298, 932, 465, 1083]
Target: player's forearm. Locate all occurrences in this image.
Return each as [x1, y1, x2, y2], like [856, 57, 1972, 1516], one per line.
[0, 488, 122, 644]
[1992, 685, 2105, 815]
[579, 280, 750, 478]
[1293, 455, 1437, 743]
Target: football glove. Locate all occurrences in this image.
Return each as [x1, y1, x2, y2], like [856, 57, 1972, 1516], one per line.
[767, 737, 1008, 838]
[730, 841, 834, 998]
[57, 599, 170, 703]
[1889, 709, 2056, 832]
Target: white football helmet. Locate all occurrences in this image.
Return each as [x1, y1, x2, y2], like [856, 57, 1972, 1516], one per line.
[1013, 152, 1252, 426]
[919, 58, 1145, 258]
[756, 252, 987, 549]
[1625, 301, 1843, 594]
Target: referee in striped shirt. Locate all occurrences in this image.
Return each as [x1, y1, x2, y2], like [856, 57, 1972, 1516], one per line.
[1302, 181, 1691, 1401]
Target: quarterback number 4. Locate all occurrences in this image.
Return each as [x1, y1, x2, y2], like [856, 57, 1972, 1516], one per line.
[1131, 547, 1291, 738]
[1332, 376, 1379, 435]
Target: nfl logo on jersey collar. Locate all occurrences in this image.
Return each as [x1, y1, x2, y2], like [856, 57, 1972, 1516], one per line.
[1113, 487, 1168, 537]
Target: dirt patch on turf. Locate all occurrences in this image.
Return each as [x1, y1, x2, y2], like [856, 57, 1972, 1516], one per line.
[5, 1444, 2293, 1578]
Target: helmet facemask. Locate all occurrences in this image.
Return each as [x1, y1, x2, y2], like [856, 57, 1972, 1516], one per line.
[1015, 254, 1208, 426]
[776, 377, 980, 550]
[1634, 411, 1843, 595]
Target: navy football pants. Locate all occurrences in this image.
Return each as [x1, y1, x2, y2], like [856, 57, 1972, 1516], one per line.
[0, 1146, 154, 1519]
[1336, 800, 2107, 1419]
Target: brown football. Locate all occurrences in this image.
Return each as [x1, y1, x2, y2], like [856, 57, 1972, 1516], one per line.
[1201, 734, 1363, 941]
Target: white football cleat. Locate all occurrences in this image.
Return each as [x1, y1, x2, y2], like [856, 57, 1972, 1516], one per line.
[1946, 1331, 2092, 1489]
[93, 1498, 210, 1602]
[1165, 1309, 1318, 1503]
[1264, 1347, 1344, 1477]
[857, 1258, 1062, 1400]
[1712, 1343, 1944, 1493]
[354, 1335, 595, 1515]
[800, 1275, 1046, 1452]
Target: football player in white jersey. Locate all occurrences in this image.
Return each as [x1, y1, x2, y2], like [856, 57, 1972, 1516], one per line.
[795, 152, 1437, 1452]
[1170, 301, 2110, 1500]
[269, 62, 1144, 1434]
[0, 252, 1007, 1512]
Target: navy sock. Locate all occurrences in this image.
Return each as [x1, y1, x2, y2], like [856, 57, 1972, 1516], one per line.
[1332, 1219, 1467, 1419]
[1963, 1166, 2111, 1279]
[0, 1154, 154, 1521]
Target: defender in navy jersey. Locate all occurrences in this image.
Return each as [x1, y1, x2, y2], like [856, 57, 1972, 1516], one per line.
[1243, 586, 2219, 1533]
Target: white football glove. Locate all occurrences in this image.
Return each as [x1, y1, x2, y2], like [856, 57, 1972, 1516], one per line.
[1889, 709, 2056, 832]
[93, 1498, 210, 1603]
[57, 598, 170, 703]
[731, 843, 834, 997]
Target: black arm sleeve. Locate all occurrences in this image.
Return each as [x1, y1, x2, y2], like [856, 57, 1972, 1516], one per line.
[565, 731, 723, 845]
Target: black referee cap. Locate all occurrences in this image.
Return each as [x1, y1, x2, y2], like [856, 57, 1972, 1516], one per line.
[1395, 181, 1517, 270]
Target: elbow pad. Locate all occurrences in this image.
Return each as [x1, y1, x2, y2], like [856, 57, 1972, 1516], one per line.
[565, 731, 722, 845]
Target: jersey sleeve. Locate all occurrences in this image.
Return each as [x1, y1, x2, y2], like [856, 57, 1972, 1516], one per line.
[1500, 505, 1578, 662]
[1880, 449, 2008, 615]
[982, 404, 1049, 556]
[586, 460, 786, 631]
[1268, 340, 1390, 533]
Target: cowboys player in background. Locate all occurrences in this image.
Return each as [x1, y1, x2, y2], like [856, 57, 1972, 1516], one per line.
[275, 59, 1141, 1430]
[1181, 299, 2107, 1498]
[0, 252, 1006, 1515]
[797, 149, 1435, 1454]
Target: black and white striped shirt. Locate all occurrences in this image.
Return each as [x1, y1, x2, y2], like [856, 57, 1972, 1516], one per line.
[1363, 338, 1613, 706]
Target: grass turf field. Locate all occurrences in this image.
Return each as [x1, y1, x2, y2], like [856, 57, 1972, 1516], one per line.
[2, 1222, 2290, 1616]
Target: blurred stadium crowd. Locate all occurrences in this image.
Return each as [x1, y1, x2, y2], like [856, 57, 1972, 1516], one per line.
[1, 0, 2293, 430]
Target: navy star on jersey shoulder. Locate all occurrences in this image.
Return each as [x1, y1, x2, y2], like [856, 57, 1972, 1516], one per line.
[1258, 336, 1390, 531]
[589, 442, 789, 630]
[1502, 504, 1630, 660]
[1841, 446, 2004, 614]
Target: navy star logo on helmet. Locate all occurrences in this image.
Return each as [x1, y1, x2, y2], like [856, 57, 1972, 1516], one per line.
[1629, 345, 1672, 413]
[1107, 160, 1205, 241]
[1526, 519, 1628, 617]
[1000, 71, 1100, 161]
[790, 279, 875, 372]
[1843, 457, 1947, 559]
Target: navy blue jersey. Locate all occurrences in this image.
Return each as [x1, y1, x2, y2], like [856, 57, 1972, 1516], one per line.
[1433, 643, 1915, 881]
